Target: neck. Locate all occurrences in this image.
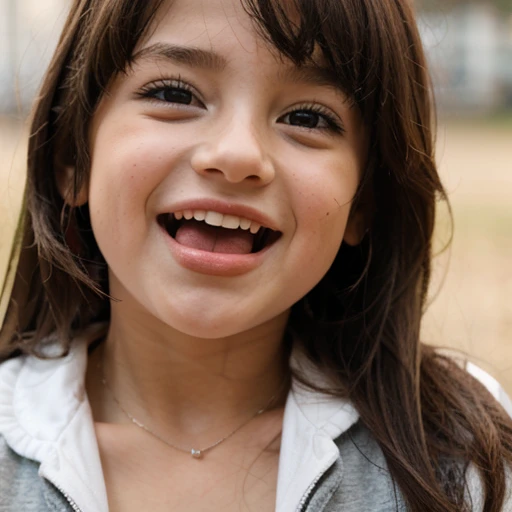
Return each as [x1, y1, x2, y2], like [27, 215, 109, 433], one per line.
[87, 302, 290, 446]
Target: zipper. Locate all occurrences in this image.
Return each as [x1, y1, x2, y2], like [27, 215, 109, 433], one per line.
[51, 482, 83, 512]
[295, 460, 335, 512]
[50, 460, 328, 512]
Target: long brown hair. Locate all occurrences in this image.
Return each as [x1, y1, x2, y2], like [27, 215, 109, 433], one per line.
[1, 1, 511, 510]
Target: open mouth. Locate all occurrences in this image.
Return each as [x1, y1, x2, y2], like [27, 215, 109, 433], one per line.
[158, 211, 281, 255]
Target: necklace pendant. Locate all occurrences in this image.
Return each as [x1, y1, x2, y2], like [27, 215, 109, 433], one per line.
[191, 449, 202, 459]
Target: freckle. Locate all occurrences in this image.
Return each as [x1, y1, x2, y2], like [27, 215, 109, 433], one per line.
[326, 212, 330, 216]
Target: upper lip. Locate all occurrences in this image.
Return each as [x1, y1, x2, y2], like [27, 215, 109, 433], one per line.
[159, 198, 281, 232]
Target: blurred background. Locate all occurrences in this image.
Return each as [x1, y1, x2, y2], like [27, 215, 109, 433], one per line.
[0, 1, 511, 393]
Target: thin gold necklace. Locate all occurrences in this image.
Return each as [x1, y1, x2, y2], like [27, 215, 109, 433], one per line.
[100, 364, 283, 459]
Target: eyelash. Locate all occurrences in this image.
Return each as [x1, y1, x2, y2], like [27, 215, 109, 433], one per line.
[279, 103, 344, 134]
[137, 77, 200, 106]
[136, 78, 344, 134]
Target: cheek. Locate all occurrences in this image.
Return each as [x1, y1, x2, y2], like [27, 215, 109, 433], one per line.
[286, 152, 360, 275]
[292, 157, 359, 232]
[87, 120, 178, 244]
[90, 121, 167, 191]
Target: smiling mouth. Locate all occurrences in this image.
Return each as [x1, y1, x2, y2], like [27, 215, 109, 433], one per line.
[158, 212, 281, 255]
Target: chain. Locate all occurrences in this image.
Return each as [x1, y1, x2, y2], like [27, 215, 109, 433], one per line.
[100, 364, 283, 459]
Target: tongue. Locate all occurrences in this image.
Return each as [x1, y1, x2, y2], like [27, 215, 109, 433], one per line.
[175, 220, 254, 254]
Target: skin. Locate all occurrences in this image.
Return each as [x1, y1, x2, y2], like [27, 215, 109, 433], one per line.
[79, 0, 367, 509]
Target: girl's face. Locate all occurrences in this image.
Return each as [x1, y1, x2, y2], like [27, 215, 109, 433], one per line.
[85, 0, 367, 339]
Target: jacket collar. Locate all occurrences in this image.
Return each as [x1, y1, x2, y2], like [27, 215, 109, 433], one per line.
[0, 327, 359, 512]
[0, 323, 109, 512]
[276, 354, 359, 511]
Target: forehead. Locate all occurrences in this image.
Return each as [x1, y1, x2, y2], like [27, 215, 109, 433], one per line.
[147, 0, 259, 50]
[137, 0, 341, 91]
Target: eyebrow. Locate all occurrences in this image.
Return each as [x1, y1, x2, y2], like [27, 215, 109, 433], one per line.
[132, 43, 346, 96]
[279, 65, 346, 94]
[132, 43, 227, 71]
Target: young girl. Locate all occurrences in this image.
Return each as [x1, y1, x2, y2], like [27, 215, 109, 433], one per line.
[0, 0, 511, 511]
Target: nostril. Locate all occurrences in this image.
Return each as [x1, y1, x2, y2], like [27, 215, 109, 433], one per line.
[190, 144, 274, 185]
[200, 168, 261, 183]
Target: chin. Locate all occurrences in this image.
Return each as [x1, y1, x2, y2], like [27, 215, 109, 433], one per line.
[159, 306, 280, 341]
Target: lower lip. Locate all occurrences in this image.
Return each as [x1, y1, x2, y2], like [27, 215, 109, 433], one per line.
[160, 225, 271, 277]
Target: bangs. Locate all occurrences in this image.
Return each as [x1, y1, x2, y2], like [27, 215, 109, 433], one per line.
[243, 0, 420, 124]
[244, 0, 371, 107]
[71, 0, 167, 104]
[73, 0, 417, 130]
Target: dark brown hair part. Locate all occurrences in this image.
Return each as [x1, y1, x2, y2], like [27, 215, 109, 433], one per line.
[1, 1, 511, 511]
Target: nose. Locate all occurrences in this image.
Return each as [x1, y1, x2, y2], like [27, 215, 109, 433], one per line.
[190, 111, 275, 186]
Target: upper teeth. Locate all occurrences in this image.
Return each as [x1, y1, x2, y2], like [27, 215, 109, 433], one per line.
[173, 210, 262, 234]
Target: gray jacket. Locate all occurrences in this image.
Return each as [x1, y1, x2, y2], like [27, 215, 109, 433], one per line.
[1, 420, 495, 512]
[1, 421, 411, 512]
[0, 331, 505, 511]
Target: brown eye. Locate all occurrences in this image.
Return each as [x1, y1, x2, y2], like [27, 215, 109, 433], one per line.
[287, 110, 321, 128]
[278, 105, 344, 134]
[138, 78, 203, 108]
[156, 87, 193, 105]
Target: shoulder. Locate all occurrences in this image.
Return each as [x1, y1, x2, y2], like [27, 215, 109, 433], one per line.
[304, 422, 408, 512]
[310, 362, 512, 511]
[316, 422, 512, 512]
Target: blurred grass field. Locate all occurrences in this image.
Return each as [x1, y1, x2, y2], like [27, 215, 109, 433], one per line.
[423, 118, 512, 395]
[1, 116, 511, 395]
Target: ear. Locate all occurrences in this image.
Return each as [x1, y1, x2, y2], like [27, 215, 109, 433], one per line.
[55, 166, 88, 207]
[343, 208, 367, 246]
[343, 186, 374, 246]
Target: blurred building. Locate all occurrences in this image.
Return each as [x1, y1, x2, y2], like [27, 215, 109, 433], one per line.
[0, 0, 69, 113]
[419, 3, 512, 113]
[0, 1, 511, 115]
